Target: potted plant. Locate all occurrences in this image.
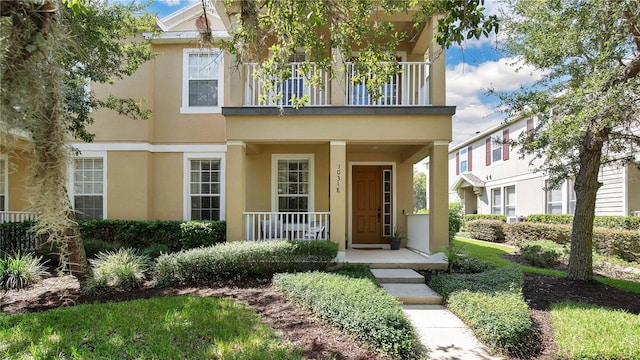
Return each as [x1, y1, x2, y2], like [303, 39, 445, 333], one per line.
[389, 226, 404, 250]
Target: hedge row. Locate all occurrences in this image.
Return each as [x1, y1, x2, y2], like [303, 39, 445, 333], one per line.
[469, 220, 640, 262]
[463, 214, 507, 224]
[429, 267, 533, 357]
[465, 220, 506, 243]
[273, 271, 422, 360]
[152, 240, 338, 286]
[526, 214, 640, 231]
[1, 220, 226, 256]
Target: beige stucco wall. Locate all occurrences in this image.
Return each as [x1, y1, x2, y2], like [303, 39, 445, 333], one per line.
[6, 152, 31, 212]
[106, 152, 151, 219]
[151, 152, 184, 220]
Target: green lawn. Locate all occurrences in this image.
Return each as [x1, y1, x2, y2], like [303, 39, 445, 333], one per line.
[453, 237, 640, 293]
[551, 301, 640, 359]
[0, 296, 302, 360]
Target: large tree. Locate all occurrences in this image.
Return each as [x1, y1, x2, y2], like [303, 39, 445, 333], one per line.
[1, 0, 155, 275]
[499, 0, 640, 280]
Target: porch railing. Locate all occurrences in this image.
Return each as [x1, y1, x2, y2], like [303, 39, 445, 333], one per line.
[0, 211, 38, 223]
[345, 61, 430, 106]
[244, 212, 330, 241]
[244, 63, 330, 107]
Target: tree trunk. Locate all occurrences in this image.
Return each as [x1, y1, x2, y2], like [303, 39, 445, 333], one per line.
[567, 128, 605, 281]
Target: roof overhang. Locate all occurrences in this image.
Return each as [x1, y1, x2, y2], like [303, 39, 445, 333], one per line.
[451, 173, 485, 195]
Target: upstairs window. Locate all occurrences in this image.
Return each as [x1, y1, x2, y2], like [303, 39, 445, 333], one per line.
[182, 49, 223, 114]
[456, 146, 472, 175]
[459, 148, 468, 173]
[486, 129, 509, 165]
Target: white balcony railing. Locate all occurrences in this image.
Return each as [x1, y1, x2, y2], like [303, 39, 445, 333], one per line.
[244, 212, 330, 241]
[244, 63, 330, 107]
[0, 211, 38, 223]
[345, 61, 430, 106]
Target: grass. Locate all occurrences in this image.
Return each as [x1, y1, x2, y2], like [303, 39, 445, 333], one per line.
[551, 301, 640, 359]
[0, 295, 302, 360]
[453, 237, 640, 293]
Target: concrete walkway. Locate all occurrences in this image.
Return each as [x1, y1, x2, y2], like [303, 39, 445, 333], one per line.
[371, 269, 502, 360]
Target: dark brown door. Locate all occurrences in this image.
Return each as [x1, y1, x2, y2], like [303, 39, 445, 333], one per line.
[352, 166, 383, 244]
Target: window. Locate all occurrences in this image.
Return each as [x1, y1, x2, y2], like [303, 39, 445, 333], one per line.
[273, 155, 314, 213]
[73, 158, 105, 220]
[492, 133, 502, 163]
[459, 148, 468, 173]
[0, 156, 6, 211]
[491, 188, 502, 215]
[545, 180, 563, 214]
[182, 49, 223, 113]
[486, 130, 509, 165]
[505, 185, 516, 216]
[189, 159, 221, 220]
[568, 179, 577, 214]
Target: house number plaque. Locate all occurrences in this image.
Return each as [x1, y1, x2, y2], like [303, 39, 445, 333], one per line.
[336, 164, 342, 193]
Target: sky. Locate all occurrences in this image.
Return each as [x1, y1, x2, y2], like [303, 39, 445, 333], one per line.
[143, 0, 545, 146]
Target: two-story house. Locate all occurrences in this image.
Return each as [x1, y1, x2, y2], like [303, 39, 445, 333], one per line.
[443, 116, 640, 218]
[2, 2, 454, 260]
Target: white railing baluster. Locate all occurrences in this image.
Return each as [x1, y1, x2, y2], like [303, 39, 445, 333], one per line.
[243, 211, 331, 241]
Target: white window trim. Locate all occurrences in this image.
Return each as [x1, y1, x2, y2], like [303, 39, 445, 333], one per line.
[491, 133, 503, 165]
[544, 179, 564, 214]
[0, 154, 7, 211]
[68, 151, 107, 219]
[459, 147, 468, 173]
[491, 187, 502, 215]
[181, 48, 224, 114]
[504, 185, 516, 216]
[271, 154, 315, 212]
[183, 152, 226, 221]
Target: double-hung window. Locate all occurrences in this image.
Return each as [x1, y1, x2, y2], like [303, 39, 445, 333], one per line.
[492, 133, 502, 163]
[491, 188, 502, 215]
[459, 148, 468, 173]
[0, 156, 6, 212]
[504, 185, 516, 216]
[182, 49, 223, 113]
[73, 158, 105, 220]
[273, 155, 314, 213]
[568, 179, 577, 214]
[545, 180, 563, 214]
[189, 159, 222, 220]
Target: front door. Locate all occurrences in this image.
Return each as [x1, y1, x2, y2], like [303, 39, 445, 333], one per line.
[352, 165, 391, 245]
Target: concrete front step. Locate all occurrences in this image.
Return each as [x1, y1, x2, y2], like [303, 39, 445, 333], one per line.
[381, 283, 444, 305]
[370, 268, 426, 284]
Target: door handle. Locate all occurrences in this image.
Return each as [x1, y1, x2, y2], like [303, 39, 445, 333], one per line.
[377, 208, 381, 223]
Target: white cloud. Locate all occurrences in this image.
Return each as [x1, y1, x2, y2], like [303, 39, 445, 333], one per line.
[157, 0, 183, 5]
[446, 56, 546, 144]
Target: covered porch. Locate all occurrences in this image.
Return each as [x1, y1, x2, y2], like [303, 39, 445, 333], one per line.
[345, 248, 447, 270]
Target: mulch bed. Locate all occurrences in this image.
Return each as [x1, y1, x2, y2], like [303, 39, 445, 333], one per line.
[2, 255, 639, 360]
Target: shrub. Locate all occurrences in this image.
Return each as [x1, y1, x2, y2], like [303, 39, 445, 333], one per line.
[152, 240, 338, 286]
[504, 222, 571, 247]
[273, 271, 422, 359]
[465, 219, 506, 242]
[0, 252, 50, 290]
[593, 227, 640, 263]
[179, 221, 226, 249]
[526, 214, 574, 225]
[449, 202, 464, 241]
[526, 214, 640, 231]
[454, 256, 497, 274]
[520, 244, 562, 268]
[86, 248, 149, 292]
[448, 290, 533, 357]
[429, 267, 523, 299]
[463, 214, 507, 225]
[83, 238, 121, 259]
[0, 221, 39, 255]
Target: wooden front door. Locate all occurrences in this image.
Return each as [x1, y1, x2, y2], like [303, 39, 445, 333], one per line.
[352, 165, 387, 244]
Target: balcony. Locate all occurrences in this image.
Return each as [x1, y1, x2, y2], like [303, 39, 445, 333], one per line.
[0, 211, 38, 223]
[242, 61, 430, 107]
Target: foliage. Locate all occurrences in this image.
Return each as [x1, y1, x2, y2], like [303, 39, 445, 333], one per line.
[439, 245, 465, 273]
[429, 267, 523, 299]
[551, 301, 640, 360]
[465, 219, 506, 242]
[83, 238, 121, 259]
[448, 290, 533, 357]
[220, 0, 498, 105]
[505, 222, 572, 247]
[86, 248, 149, 292]
[0, 221, 38, 255]
[0, 252, 49, 290]
[448, 202, 464, 242]
[454, 255, 497, 274]
[152, 240, 338, 286]
[273, 271, 422, 360]
[333, 263, 377, 282]
[0, 296, 303, 359]
[413, 171, 427, 212]
[499, 0, 640, 280]
[527, 214, 640, 231]
[179, 221, 226, 249]
[520, 244, 562, 268]
[463, 214, 507, 224]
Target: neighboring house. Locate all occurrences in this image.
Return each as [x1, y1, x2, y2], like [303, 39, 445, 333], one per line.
[441, 116, 640, 218]
[1, 3, 455, 259]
